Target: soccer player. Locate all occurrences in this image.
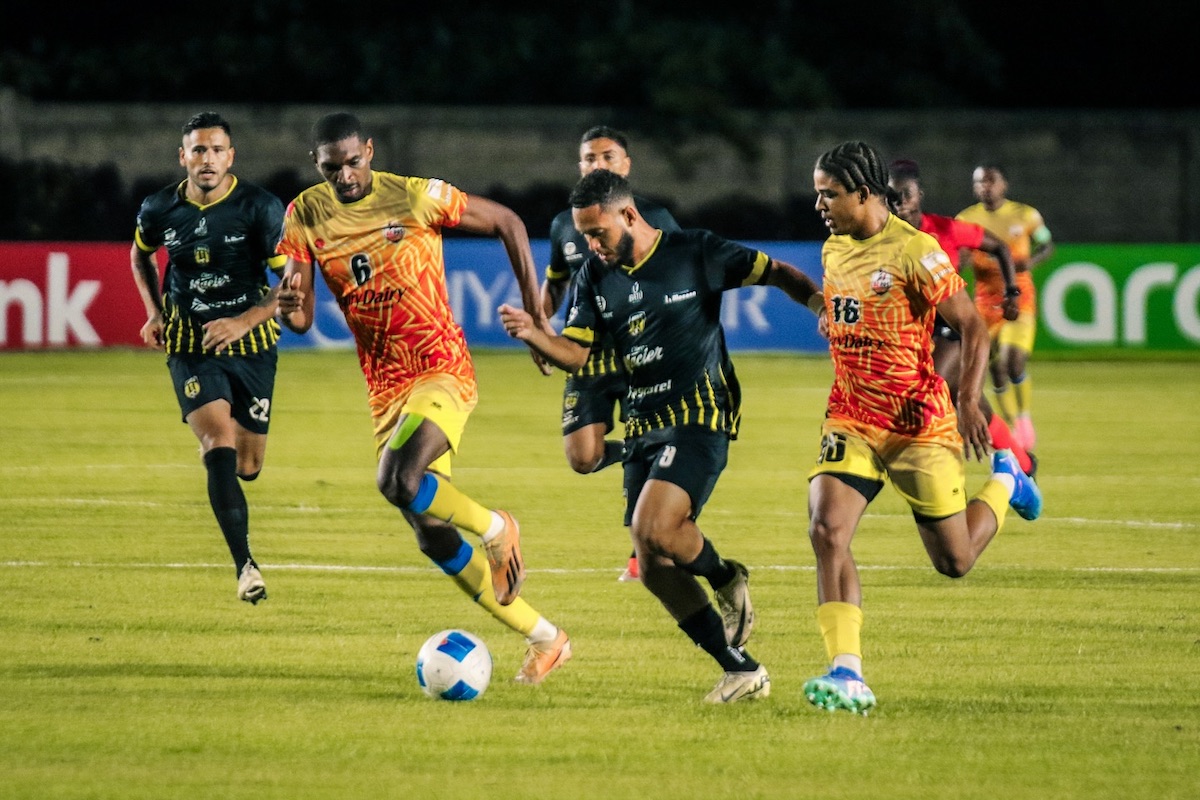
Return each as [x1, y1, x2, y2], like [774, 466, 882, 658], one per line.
[130, 111, 286, 605]
[887, 159, 1036, 475]
[803, 142, 1043, 715]
[957, 163, 1055, 451]
[275, 112, 570, 685]
[541, 126, 682, 583]
[499, 170, 826, 703]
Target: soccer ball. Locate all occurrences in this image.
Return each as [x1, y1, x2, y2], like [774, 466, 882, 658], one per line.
[415, 629, 492, 701]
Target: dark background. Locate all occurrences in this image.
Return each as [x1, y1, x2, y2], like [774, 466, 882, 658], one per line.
[1, 2, 1193, 240]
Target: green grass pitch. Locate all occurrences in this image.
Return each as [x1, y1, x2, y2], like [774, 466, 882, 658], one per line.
[1, 348, 1197, 799]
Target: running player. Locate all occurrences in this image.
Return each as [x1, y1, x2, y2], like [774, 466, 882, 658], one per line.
[803, 142, 1042, 715]
[957, 164, 1055, 450]
[275, 112, 570, 685]
[131, 111, 286, 604]
[500, 169, 826, 703]
[542, 126, 681, 582]
[887, 158, 1036, 475]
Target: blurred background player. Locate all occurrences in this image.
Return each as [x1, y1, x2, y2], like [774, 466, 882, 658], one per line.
[804, 142, 1042, 715]
[887, 159, 1036, 476]
[276, 112, 570, 685]
[541, 126, 681, 582]
[957, 163, 1055, 451]
[130, 111, 286, 604]
[502, 170, 826, 703]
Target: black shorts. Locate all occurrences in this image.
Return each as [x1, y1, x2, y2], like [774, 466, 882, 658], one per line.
[561, 369, 628, 435]
[167, 349, 278, 434]
[622, 426, 729, 526]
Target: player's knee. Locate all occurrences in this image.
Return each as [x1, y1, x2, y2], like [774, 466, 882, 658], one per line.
[932, 555, 973, 579]
[565, 453, 597, 474]
[238, 470, 261, 482]
[377, 466, 424, 508]
[807, 516, 845, 556]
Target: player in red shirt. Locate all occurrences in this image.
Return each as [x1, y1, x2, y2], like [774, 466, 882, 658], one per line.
[887, 159, 1035, 476]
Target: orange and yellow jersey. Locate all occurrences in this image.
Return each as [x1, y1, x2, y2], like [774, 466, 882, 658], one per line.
[957, 199, 1048, 316]
[820, 214, 965, 442]
[277, 172, 477, 417]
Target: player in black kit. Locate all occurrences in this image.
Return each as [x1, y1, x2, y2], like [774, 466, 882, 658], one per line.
[541, 126, 680, 582]
[130, 111, 286, 604]
[502, 170, 825, 703]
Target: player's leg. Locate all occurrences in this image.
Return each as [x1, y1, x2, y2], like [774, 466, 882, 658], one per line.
[406, 509, 569, 685]
[1001, 317, 1037, 450]
[803, 426, 882, 714]
[627, 431, 767, 702]
[170, 355, 265, 603]
[374, 376, 526, 605]
[562, 371, 635, 580]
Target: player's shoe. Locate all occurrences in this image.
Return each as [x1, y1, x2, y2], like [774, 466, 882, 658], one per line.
[514, 628, 571, 685]
[484, 510, 526, 605]
[704, 665, 771, 704]
[618, 554, 640, 582]
[714, 559, 754, 647]
[237, 562, 267, 605]
[803, 666, 876, 715]
[1014, 416, 1037, 451]
[992, 449, 1043, 521]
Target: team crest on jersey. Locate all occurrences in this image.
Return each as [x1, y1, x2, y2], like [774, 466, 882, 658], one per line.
[383, 221, 406, 242]
[564, 391, 579, 410]
[870, 269, 893, 295]
[184, 376, 201, 399]
[194, 245, 211, 265]
[628, 311, 646, 336]
[628, 282, 643, 303]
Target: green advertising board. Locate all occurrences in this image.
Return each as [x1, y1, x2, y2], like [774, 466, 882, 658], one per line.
[1030, 245, 1200, 352]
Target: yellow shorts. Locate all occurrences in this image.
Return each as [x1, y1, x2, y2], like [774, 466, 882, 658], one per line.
[989, 311, 1037, 354]
[807, 417, 967, 519]
[372, 373, 478, 476]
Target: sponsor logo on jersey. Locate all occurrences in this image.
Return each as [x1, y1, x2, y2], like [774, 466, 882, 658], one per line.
[628, 282, 643, 303]
[919, 250, 954, 281]
[664, 289, 696, 304]
[627, 311, 646, 336]
[628, 379, 672, 401]
[624, 344, 664, 370]
[164, 228, 178, 245]
[870, 269, 893, 295]
[189, 272, 231, 293]
[564, 242, 577, 256]
[194, 217, 208, 238]
[595, 296, 607, 312]
[224, 234, 246, 243]
[352, 286, 406, 307]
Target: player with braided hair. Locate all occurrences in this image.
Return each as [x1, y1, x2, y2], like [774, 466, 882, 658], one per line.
[802, 141, 1042, 715]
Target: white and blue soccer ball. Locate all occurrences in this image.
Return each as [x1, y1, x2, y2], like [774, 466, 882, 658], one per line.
[416, 629, 492, 701]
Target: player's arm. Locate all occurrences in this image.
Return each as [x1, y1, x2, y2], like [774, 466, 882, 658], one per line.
[763, 259, 824, 316]
[1027, 223, 1055, 270]
[936, 289, 991, 461]
[541, 274, 569, 319]
[201, 280, 282, 353]
[978, 230, 1021, 321]
[458, 196, 550, 329]
[276, 257, 316, 334]
[498, 303, 590, 373]
[130, 240, 165, 349]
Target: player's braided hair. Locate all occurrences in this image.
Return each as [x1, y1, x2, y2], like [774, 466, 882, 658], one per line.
[816, 141, 891, 201]
[569, 168, 633, 210]
[888, 158, 921, 184]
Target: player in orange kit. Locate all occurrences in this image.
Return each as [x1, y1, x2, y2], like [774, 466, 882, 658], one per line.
[275, 112, 570, 685]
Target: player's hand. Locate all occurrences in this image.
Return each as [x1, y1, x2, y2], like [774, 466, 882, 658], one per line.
[277, 273, 305, 315]
[202, 317, 249, 353]
[817, 307, 830, 339]
[139, 314, 165, 349]
[1001, 295, 1020, 321]
[957, 402, 991, 462]
[498, 303, 535, 341]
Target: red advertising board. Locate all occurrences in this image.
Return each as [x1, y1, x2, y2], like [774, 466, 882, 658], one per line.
[0, 242, 157, 349]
